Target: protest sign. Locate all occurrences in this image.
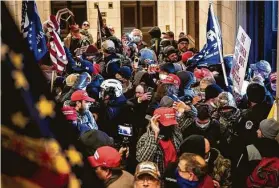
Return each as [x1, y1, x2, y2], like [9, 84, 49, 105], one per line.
[231, 26, 251, 94]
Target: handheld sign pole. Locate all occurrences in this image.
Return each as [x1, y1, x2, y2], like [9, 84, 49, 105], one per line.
[277, 1, 279, 120]
[209, 2, 228, 87]
[50, 70, 55, 93]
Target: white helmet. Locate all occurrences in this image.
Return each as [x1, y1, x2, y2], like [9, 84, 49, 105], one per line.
[100, 79, 123, 98]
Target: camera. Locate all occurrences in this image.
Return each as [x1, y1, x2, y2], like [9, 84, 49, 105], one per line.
[118, 124, 133, 147]
[118, 124, 133, 137]
[147, 87, 154, 94]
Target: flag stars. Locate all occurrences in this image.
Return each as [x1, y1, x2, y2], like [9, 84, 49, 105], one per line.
[36, 96, 55, 118]
[29, 40, 32, 44]
[12, 70, 29, 90]
[38, 49, 42, 53]
[29, 27, 32, 31]
[11, 112, 29, 129]
[29, 34, 32, 38]
[9, 51, 23, 69]
[65, 146, 83, 166]
[1, 44, 9, 61]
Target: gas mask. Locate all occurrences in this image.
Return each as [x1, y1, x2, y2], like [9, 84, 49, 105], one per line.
[133, 36, 141, 43]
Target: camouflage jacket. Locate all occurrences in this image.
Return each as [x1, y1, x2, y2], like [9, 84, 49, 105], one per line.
[209, 148, 232, 188]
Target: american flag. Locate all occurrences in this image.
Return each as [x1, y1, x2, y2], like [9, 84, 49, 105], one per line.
[45, 15, 68, 74]
[21, 0, 47, 61]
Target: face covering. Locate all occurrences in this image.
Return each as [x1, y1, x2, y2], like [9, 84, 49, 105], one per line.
[133, 36, 141, 43]
[175, 169, 199, 188]
[195, 119, 211, 129]
[271, 82, 276, 91]
[159, 74, 168, 80]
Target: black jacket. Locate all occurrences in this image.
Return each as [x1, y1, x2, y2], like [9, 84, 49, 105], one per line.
[233, 138, 279, 188]
[182, 119, 221, 149]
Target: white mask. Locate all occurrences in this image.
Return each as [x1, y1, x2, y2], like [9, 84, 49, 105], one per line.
[159, 74, 167, 80]
[133, 36, 141, 43]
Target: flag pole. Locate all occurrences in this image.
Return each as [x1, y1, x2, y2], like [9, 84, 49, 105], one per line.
[97, 5, 103, 49]
[209, 2, 229, 87]
[50, 70, 55, 93]
[276, 0, 279, 120]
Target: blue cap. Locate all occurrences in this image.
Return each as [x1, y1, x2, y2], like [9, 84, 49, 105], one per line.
[118, 66, 132, 80]
[250, 60, 271, 74]
[140, 48, 155, 64]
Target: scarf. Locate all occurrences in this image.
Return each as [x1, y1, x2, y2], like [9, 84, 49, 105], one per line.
[175, 169, 199, 188]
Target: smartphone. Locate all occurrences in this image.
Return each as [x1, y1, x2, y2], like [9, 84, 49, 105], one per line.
[118, 124, 133, 137]
[147, 87, 154, 94]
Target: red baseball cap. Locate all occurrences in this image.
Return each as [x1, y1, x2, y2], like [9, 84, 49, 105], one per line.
[194, 68, 213, 80]
[154, 107, 178, 126]
[71, 90, 95, 102]
[87, 146, 121, 168]
[61, 106, 77, 121]
[182, 51, 194, 63]
[161, 74, 181, 87]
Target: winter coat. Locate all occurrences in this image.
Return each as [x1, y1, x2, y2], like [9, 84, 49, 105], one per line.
[182, 119, 221, 149]
[233, 102, 272, 151]
[164, 161, 215, 188]
[80, 29, 93, 44]
[77, 110, 98, 131]
[207, 148, 232, 188]
[136, 108, 196, 175]
[177, 71, 196, 99]
[233, 138, 279, 188]
[97, 94, 130, 139]
[106, 170, 134, 188]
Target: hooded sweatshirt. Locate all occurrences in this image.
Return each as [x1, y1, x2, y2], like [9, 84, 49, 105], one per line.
[177, 71, 195, 98]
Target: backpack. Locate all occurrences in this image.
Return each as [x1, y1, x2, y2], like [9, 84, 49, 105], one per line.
[246, 157, 279, 188]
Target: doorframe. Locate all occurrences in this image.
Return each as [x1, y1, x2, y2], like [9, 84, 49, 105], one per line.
[120, 1, 157, 36]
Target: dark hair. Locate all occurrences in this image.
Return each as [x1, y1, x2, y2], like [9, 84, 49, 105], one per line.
[166, 31, 174, 38]
[155, 83, 178, 102]
[196, 103, 211, 120]
[179, 153, 208, 181]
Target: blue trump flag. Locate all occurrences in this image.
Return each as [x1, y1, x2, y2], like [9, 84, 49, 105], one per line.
[21, 0, 47, 61]
[190, 3, 223, 67]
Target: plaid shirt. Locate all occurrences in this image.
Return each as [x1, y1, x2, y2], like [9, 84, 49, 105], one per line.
[136, 105, 197, 175]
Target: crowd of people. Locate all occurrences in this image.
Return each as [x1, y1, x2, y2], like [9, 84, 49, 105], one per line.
[39, 19, 279, 188]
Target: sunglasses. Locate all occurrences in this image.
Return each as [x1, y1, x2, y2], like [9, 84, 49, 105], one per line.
[83, 23, 90, 26]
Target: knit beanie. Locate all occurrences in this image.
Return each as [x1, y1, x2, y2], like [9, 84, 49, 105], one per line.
[259, 119, 279, 140]
[178, 37, 189, 44]
[79, 130, 114, 157]
[179, 135, 205, 157]
[246, 83, 266, 103]
[160, 63, 175, 74]
[118, 66, 132, 80]
[205, 84, 223, 101]
[160, 96, 174, 107]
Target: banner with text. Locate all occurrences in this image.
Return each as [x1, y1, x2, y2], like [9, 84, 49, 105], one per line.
[231, 26, 251, 94]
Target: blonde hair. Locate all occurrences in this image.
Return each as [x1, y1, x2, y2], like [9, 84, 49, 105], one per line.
[131, 28, 143, 37]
